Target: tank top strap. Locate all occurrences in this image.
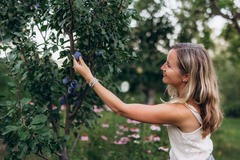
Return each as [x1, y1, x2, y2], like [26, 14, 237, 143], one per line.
[185, 103, 202, 125]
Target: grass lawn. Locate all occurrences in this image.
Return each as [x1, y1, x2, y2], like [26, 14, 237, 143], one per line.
[212, 117, 240, 160]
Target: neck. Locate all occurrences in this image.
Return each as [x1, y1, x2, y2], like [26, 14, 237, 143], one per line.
[176, 83, 186, 98]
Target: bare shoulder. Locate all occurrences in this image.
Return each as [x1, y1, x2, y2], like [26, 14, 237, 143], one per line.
[153, 103, 192, 125]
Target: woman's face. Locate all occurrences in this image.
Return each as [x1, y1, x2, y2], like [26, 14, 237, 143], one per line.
[161, 49, 186, 87]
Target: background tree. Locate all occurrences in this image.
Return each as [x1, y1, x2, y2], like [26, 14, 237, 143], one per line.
[0, 0, 136, 159]
[118, 0, 174, 105]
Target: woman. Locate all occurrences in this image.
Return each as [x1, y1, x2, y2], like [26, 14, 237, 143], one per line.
[73, 43, 223, 160]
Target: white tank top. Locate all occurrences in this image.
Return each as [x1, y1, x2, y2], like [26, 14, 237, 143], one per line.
[167, 104, 213, 160]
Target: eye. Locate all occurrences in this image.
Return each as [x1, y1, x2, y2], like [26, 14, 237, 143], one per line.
[167, 62, 171, 68]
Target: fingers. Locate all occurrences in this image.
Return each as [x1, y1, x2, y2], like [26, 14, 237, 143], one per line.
[79, 56, 86, 66]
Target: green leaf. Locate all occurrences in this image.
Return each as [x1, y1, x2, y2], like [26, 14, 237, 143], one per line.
[41, 25, 48, 31]
[18, 126, 30, 140]
[14, 60, 22, 70]
[108, 65, 113, 72]
[76, 0, 83, 9]
[101, 28, 106, 35]
[7, 82, 16, 87]
[42, 146, 51, 155]
[29, 139, 38, 151]
[63, 135, 70, 142]
[21, 98, 31, 105]
[18, 142, 28, 159]
[13, 32, 23, 37]
[2, 125, 18, 135]
[43, 48, 51, 57]
[31, 114, 48, 125]
[0, 8, 7, 16]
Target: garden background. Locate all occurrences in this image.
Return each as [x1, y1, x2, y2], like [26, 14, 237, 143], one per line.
[1, 0, 240, 160]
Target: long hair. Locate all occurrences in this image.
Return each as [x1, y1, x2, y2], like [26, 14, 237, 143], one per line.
[167, 43, 223, 138]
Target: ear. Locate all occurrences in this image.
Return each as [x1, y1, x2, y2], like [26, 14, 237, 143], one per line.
[182, 74, 189, 83]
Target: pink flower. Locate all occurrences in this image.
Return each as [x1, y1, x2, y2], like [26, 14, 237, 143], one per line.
[127, 119, 141, 124]
[158, 146, 169, 152]
[145, 150, 151, 153]
[52, 104, 57, 110]
[94, 105, 104, 113]
[153, 134, 161, 141]
[150, 124, 161, 131]
[128, 134, 140, 139]
[130, 127, 140, 132]
[81, 134, 89, 141]
[116, 131, 124, 135]
[103, 104, 112, 111]
[145, 135, 153, 142]
[119, 124, 129, 131]
[28, 102, 34, 105]
[114, 137, 130, 145]
[101, 135, 108, 141]
[101, 123, 109, 128]
[61, 104, 66, 110]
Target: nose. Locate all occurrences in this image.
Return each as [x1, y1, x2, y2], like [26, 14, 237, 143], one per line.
[161, 62, 166, 71]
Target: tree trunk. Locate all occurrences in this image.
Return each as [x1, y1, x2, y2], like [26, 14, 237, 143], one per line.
[145, 88, 155, 105]
[59, 147, 68, 160]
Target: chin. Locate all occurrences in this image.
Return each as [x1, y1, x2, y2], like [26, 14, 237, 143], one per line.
[162, 79, 168, 84]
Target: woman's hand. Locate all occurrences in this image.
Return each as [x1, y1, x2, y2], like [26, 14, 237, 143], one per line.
[73, 56, 94, 83]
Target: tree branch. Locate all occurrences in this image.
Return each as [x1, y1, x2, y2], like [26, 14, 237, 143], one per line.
[67, 123, 84, 158]
[70, 84, 89, 119]
[37, 153, 49, 160]
[210, 0, 240, 34]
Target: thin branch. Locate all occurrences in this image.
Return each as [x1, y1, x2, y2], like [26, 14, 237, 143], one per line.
[231, 18, 240, 33]
[17, 37, 29, 64]
[67, 123, 84, 158]
[36, 23, 46, 44]
[37, 153, 49, 160]
[70, 85, 89, 119]
[54, 151, 62, 157]
[17, 74, 27, 127]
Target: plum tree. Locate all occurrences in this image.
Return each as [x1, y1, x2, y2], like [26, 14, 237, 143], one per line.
[0, 0, 136, 159]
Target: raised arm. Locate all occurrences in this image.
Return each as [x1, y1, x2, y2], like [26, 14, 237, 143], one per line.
[73, 56, 187, 125]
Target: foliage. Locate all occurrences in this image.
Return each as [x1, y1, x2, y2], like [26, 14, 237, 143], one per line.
[214, 56, 240, 117]
[0, 0, 136, 159]
[116, 0, 174, 104]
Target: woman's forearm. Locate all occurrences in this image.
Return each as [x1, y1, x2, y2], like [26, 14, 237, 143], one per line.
[92, 81, 126, 115]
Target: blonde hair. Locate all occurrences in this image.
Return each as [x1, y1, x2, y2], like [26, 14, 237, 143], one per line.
[167, 43, 223, 138]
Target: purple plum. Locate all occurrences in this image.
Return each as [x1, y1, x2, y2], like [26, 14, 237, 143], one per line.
[59, 96, 66, 105]
[36, 3, 40, 8]
[62, 77, 68, 85]
[74, 51, 82, 61]
[70, 80, 79, 89]
[96, 51, 102, 57]
[68, 87, 75, 94]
